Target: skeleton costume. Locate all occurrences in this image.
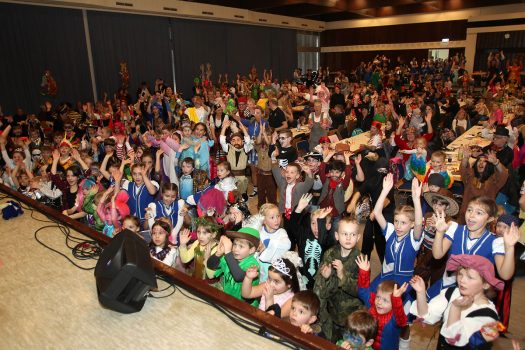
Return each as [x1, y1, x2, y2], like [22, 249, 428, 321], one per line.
[289, 210, 335, 289]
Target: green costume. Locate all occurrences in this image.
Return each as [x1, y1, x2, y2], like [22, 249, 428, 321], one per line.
[214, 254, 260, 307]
[313, 244, 362, 342]
[82, 191, 104, 231]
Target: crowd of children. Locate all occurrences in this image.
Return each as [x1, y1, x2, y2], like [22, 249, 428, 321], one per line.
[1, 55, 524, 349]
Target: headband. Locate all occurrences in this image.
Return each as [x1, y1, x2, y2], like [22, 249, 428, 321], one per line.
[272, 258, 291, 277]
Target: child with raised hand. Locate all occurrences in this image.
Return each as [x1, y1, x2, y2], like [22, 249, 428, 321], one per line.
[179, 217, 221, 281]
[290, 193, 334, 289]
[122, 163, 159, 228]
[145, 183, 186, 242]
[356, 254, 408, 350]
[256, 203, 292, 282]
[207, 227, 261, 306]
[371, 174, 423, 292]
[149, 219, 178, 267]
[410, 255, 504, 349]
[96, 186, 130, 238]
[313, 217, 362, 342]
[337, 310, 378, 350]
[242, 258, 300, 318]
[429, 196, 519, 299]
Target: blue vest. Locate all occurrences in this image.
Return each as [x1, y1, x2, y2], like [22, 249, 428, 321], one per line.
[154, 200, 180, 228]
[448, 225, 497, 264]
[371, 223, 422, 291]
[125, 182, 155, 220]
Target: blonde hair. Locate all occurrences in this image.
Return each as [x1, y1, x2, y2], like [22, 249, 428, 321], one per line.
[259, 203, 279, 217]
[394, 205, 415, 222]
[337, 216, 358, 231]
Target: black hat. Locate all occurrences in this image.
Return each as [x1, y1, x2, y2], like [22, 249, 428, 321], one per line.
[375, 157, 389, 171]
[427, 173, 445, 188]
[494, 126, 509, 137]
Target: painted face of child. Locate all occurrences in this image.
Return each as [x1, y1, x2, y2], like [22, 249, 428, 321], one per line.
[278, 134, 291, 147]
[370, 125, 379, 135]
[430, 155, 444, 171]
[197, 226, 215, 247]
[289, 301, 316, 327]
[267, 270, 290, 295]
[231, 238, 255, 260]
[264, 208, 281, 231]
[217, 165, 230, 179]
[465, 203, 491, 233]
[374, 290, 393, 314]
[456, 267, 486, 298]
[151, 225, 168, 247]
[335, 221, 360, 251]
[161, 129, 170, 140]
[285, 166, 301, 184]
[162, 190, 177, 206]
[122, 219, 140, 233]
[393, 213, 414, 237]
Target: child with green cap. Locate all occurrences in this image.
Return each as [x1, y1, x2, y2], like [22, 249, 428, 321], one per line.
[207, 226, 261, 306]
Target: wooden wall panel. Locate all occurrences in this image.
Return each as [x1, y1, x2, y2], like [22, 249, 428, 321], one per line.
[321, 20, 467, 46]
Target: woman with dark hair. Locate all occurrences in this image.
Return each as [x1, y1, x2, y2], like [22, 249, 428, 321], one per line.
[458, 146, 508, 224]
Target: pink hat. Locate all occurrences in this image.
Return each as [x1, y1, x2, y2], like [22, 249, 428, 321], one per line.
[446, 254, 504, 291]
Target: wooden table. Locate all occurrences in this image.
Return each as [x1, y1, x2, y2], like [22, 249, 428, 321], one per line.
[446, 125, 491, 150]
[336, 131, 372, 152]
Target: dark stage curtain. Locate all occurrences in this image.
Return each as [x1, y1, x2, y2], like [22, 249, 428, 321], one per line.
[87, 11, 173, 101]
[0, 3, 297, 113]
[0, 3, 92, 114]
[171, 19, 297, 98]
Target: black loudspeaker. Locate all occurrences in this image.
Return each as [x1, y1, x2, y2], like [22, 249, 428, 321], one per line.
[94, 229, 157, 313]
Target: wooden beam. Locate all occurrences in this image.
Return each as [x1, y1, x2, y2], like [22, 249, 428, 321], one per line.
[0, 183, 339, 350]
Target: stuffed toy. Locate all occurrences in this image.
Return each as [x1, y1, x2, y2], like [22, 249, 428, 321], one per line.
[0, 201, 23, 220]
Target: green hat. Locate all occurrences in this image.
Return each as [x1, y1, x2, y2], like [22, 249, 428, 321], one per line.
[226, 227, 260, 247]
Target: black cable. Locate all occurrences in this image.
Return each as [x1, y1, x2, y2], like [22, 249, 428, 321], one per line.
[34, 225, 97, 270]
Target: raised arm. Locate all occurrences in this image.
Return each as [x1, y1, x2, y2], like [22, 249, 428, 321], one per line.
[411, 178, 424, 240]
[372, 173, 394, 231]
[495, 223, 519, 280]
[140, 166, 158, 195]
[354, 154, 365, 182]
[432, 211, 453, 259]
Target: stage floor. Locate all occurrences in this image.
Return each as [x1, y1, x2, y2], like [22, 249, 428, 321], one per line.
[0, 195, 524, 349]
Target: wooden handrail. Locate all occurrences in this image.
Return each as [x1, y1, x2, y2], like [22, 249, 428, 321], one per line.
[0, 183, 340, 350]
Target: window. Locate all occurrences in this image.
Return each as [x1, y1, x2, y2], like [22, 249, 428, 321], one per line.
[297, 31, 320, 72]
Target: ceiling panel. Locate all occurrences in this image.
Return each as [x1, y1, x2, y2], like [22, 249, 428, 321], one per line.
[180, 0, 524, 21]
